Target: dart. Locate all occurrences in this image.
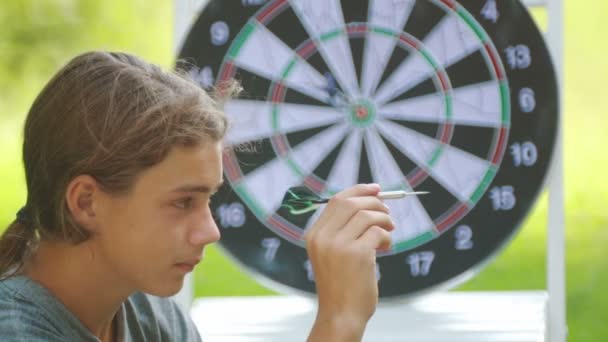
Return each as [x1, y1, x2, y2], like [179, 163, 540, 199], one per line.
[280, 186, 428, 215]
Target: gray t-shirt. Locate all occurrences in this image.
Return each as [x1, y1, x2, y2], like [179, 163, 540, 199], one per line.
[0, 275, 202, 341]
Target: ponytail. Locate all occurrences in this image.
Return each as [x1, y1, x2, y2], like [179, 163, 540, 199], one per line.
[0, 214, 37, 280]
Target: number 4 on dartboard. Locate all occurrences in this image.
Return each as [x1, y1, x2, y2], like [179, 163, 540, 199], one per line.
[481, 0, 499, 23]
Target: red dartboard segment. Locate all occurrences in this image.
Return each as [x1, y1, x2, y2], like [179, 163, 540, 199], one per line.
[296, 40, 317, 59]
[222, 150, 242, 183]
[346, 23, 367, 35]
[439, 123, 454, 144]
[267, 215, 303, 241]
[271, 134, 289, 156]
[218, 61, 235, 82]
[270, 83, 286, 103]
[255, 0, 288, 24]
[303, 176, 325, 194]
[398, 35, 420, 50]
[436, 202, 470, 232]
[485, 43, 506, 80]
[491, 127, 509, 165]
[439, 0, 457, 10]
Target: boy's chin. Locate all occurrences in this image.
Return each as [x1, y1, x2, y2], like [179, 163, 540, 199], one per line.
[140, 278, 185, 298]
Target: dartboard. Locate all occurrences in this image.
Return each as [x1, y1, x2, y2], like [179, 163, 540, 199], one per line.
[178, 0, 558, 298]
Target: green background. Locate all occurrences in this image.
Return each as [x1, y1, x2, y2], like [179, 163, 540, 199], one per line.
[0, 1, 606, 341]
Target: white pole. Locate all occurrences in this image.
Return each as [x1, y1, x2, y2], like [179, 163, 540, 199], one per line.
[546, 0, 567, 340]
[523, 0, 548, 7]
[173, 0, 208, 54]
[172, 0, 200, 311]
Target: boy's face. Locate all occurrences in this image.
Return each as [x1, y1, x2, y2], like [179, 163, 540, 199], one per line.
[95, 141, 224, 296]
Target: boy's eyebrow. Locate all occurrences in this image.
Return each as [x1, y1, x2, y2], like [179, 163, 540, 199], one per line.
[171, 180, 224, 193]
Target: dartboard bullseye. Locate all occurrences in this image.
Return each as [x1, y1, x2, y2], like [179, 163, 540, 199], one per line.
[178, 0, 558, 298]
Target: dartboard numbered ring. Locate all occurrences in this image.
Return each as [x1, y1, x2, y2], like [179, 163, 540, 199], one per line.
[179, 0, 558, 298]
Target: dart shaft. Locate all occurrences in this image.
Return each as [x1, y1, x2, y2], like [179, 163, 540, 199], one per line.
[313, 190, 429, 202]
[377, 190, 429, 199]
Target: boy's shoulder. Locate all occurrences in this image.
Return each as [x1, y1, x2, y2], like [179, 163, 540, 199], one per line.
[123, 292, 202, 341]
[0, 276, 78, 341]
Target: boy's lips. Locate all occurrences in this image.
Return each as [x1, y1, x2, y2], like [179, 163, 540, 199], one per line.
[176, 257, 201, 266]
[175, 257, 201, 272]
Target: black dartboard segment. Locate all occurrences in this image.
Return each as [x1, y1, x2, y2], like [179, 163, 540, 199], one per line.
[179, 0, 558, 299]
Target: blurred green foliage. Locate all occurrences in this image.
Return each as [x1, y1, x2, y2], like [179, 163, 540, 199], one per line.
[0, 0, 173, 118]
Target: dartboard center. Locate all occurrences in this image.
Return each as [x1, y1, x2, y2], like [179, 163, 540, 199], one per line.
[349, 99, 377, 127]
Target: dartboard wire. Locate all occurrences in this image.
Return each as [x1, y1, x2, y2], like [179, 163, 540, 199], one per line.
[363, 126, 415, 191]
[378, 81, 506, 129]
[373, 120, 475, 234]
[378, 92, 446, 125]
[239, 0, 344, 105]
[376, 108, 507, 209]
[374, 119, 444, 187]
[374, 116, 507, 234]
[223, 117, 347, 229]
[323, 128, 364, 195]
[374, 119, 481, 204]
[271, 122, 352, 184]
[218, 16, 484, 203]
[365, 2, 511, 216]
[225, 120, 350, 186]
[265, 121, 375, 245]
[292, 123, 353, 194]
[235, 122, 354, 246]
[218, 0, 512, 246]
[438, 1, 512, 167]
[220, 20, 335, 106]
[218, 20, 356, 191]
[288, 0, 361, 98]
[361, 25, 457, 191]
[372, 30, 452, 107]
[362, 127, 442, 250]
[218, 17, 363, 244]
[340, 24, 457, 151]
[373, 0, 509, 109]
[360, 0, 416, 97]
[223, 101, 347, 149]
[264, 35, 358, 197]
[224, 122, 355, 245]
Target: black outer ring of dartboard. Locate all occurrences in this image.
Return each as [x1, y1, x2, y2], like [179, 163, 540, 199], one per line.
[177, 0, 558, 299]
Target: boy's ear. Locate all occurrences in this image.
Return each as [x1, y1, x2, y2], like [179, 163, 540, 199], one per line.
[65, 175, 100, 231]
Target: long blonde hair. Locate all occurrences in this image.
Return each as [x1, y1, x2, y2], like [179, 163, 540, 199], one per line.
[0, 51, 239, 279]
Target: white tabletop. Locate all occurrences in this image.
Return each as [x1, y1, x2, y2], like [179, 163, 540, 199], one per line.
[190, 291, 547, 342]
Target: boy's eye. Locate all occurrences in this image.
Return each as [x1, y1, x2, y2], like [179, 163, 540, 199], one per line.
[174, 198, 194, 209]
